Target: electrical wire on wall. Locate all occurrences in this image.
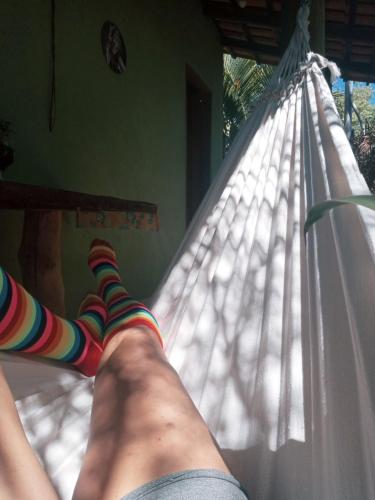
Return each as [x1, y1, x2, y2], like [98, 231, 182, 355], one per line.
[49, 0, 56, 132]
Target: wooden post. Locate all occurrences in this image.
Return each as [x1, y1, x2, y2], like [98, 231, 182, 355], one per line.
[344, 80, 353, 139]
[18, 210, 65, 316]
[309, 0, 326, 55]
[0, 181, 157, 214]
[1, 181, 159, 317]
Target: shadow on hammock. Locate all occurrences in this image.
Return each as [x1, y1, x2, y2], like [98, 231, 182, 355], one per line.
[1, 351, 92, 492]
[222, 439, 311, 500]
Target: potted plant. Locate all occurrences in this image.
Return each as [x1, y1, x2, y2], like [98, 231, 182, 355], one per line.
[0, 120, 14, 179]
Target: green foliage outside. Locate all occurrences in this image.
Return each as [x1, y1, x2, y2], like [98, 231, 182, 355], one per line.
[223, 58, 375, 236]
[333, 87, 375, 127]
[223, 55, 273, 154]
[333, 87, 375, 193]
[223, 55, 375, 192]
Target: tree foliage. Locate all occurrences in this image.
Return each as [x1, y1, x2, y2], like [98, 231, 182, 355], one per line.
[223, 55, 273, 154]
[222, 60, 375, 192]
[333, 86, 375, 192]
[333, 87, 375, 129]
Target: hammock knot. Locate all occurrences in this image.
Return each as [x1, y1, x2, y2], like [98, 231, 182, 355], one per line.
[305, 53, 341, 83]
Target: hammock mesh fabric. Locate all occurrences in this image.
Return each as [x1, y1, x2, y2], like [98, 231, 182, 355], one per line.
[1, 2, 375, 499]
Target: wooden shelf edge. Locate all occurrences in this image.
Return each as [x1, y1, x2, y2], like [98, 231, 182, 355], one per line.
[0, 181, 157, 214]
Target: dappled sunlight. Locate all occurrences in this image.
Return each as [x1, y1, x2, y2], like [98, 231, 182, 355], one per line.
[152, 58, 375, 498]
[152, 82, 307, 497]
[2, 5, 375, 499]
[2, 60, 373, 498]
[1, 354, 93, 499]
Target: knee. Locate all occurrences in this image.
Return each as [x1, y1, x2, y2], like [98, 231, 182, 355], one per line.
[98, 328, 177, 387]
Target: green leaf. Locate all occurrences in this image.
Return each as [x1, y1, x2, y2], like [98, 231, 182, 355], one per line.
[223, 55, 274, 153]
[304, 195, 375, 235]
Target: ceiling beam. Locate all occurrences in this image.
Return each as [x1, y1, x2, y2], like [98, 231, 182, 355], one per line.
[242, 25, 260, 63]
[265, 0, 274, 14]
[203, 1, 280, 28]
[345, 0, 357, 66]
[310, 0, 326, 54]
[221, 37, 280, 57]
[221, 37, 375, 80]
[228, 0, 260, 62]
[204, 2, 375, 44]
[330, 59, 375, 82]
[221, 22, 375, 47]
[326, 21, 375, 42]
[229, 0, 239, 9]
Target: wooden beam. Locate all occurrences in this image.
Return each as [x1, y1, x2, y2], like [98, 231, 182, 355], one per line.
[228, 0, 260, 62]
[205, 2, 375, 47]
[222, 37, 375, 82]
[203, 1, 280, 28]
[265, 0, 274, 14]
[310, 0, 326, 55]
[218, 20, 375, 47]
[0, 181, 157, 213]
[334, 59, 375, 82]
[18, 210, 65, 315]
[221, 36, 280, 57]
[243, 25, 260, 62]
[327, 22, 375, 43]
[345, 0, 357, 66]
[224, 49, 279, 66]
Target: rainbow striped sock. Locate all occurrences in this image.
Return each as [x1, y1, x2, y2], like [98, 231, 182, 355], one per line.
[88, 239, 163, 348]
[0, 267, 106, 376]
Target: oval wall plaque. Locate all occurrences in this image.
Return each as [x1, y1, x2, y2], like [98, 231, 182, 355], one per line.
[101, 21, 127, 74]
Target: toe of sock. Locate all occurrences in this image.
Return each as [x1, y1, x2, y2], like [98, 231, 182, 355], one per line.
[90, 239, 115, 251]
[78, 293, 106, 317]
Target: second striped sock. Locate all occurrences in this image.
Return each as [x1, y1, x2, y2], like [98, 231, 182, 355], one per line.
[88, 239, 163, 348]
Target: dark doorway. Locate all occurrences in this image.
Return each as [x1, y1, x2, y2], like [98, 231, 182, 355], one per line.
[186, 65, 211, 226]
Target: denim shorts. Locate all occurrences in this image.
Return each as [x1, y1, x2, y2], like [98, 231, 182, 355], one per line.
[121, 469, 249, 499]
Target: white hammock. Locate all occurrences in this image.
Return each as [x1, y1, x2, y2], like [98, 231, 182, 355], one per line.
[2, 2, 375, 499]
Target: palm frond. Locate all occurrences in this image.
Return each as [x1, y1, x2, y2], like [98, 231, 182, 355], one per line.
[223, 55, 274, 153]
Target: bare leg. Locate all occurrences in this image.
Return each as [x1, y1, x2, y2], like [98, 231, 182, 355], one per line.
[73, 328, 230, 500]
[0, 365, 59, 500]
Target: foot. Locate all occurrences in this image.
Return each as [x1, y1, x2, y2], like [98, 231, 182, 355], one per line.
[88, 239, 163, 348]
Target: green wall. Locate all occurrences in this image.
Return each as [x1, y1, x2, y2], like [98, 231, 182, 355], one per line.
[0, 0, 223, 315]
